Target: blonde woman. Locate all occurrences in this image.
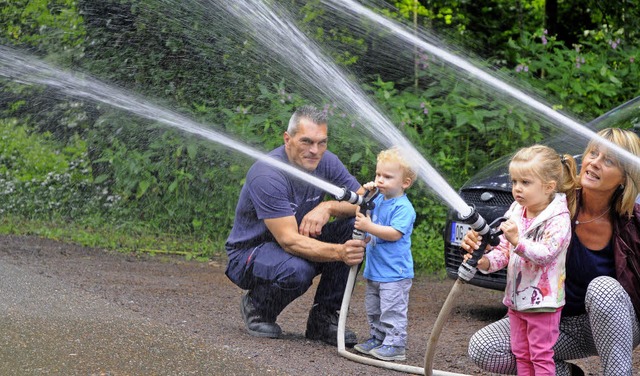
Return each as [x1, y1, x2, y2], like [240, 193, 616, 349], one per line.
[462, 128, 640, 375]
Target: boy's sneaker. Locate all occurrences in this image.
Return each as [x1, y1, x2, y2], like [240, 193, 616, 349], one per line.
[353, 337, 382, 355]
[369, 345, 406, 361]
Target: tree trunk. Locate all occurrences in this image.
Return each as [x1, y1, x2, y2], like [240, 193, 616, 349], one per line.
[545, 0, 558, 35]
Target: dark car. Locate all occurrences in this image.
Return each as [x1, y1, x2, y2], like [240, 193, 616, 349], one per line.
[443, 96, 640, 291]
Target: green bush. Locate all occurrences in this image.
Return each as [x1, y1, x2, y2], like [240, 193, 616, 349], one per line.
[502, 28, 640, 119]
[0, 118, 112, 220]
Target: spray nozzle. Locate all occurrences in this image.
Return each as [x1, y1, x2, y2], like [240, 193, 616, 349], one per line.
[335, 186, 380, 209]
[334, 186, 363, 205]
[465, 216, 507, 266]
[457, 205, 491, 236]
[350, 187, 380, 240]
[457, 207, 508, 281]
[357, 187, 380, 215]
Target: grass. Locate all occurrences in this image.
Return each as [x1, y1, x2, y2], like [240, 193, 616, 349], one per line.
[0, 215, 221, 262]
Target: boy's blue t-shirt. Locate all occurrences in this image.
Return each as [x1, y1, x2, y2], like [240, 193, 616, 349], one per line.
[363, 194, 416, 282]
[225, 145, 360, 253]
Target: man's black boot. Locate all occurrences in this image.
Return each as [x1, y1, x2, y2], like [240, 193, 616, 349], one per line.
[240, 292, 282, 338]
[305, 304, 357, 347]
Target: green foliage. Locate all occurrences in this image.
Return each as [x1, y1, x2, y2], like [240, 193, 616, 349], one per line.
[368, 75, 540, 186]
[503, 28, 640, 119]
[410, 211, 445, 274]
[0, 118, 69, 180]
[0, 0, 85, 61]
[394, 0, 432, 21]
[293, 0, 368, 67]
[3, 0, 640, 274]
[0, 118, 112, 220]
[85, 111, 246, 244]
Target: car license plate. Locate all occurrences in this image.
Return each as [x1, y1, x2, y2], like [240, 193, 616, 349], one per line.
[450, 221, 471, 247]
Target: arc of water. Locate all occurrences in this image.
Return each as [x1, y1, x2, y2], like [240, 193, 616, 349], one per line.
[225, 0, 473, 218]
[0, 46, 344, 199]
[322, 0, 640, 168]
[221, 2, 480, 376]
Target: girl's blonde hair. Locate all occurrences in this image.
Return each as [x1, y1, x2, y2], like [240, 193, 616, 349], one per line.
[583, 128, 640, 218]
[377, 147, 417, 188]
[509, 144, 579, 217]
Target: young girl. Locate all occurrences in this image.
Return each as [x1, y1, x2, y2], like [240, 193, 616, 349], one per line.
[469, 144, 578, 375]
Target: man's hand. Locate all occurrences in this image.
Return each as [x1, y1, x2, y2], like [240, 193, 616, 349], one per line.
[339, 238, 367, 266]
[299, 203, 331, 237]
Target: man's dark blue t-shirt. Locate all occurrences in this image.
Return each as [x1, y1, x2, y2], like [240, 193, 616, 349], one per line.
[225, 145, 360, 254]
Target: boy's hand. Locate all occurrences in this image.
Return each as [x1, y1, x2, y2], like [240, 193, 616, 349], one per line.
[363, 181, 376, 191]
[354, 210, 372, 232]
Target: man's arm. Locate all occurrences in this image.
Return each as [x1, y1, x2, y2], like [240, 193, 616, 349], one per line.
[265, 215, 364, 266]
[298, 187, 365, 237]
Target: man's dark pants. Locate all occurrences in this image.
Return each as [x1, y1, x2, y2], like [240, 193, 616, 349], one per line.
[225, 217, 355, 321]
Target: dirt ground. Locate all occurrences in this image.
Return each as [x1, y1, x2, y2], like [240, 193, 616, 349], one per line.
[0, 235, 636, 375]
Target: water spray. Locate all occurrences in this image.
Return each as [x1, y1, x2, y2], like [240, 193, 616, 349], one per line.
[322, 0, 640, 170]
[0, 46, 356, 202]
[224, 0, 473, 216]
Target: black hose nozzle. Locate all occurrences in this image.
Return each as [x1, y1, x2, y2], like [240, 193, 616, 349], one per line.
[349, 188, 380, 240]
[457, 206, 507, 280]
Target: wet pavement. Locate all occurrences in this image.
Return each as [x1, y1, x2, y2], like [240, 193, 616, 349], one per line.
[0, 262, 280, 376]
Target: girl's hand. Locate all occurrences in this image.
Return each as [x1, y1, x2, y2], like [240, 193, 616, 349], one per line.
[499, 219, 519, 247]
[463, 252, 490, 271]
[460, 230, 482, 254]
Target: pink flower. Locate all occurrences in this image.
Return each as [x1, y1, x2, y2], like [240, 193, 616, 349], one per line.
[609, 38, 621, 49]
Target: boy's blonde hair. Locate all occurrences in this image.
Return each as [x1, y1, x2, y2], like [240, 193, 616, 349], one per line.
[377, 147, 418, 189]
[509, 144, 579, 217]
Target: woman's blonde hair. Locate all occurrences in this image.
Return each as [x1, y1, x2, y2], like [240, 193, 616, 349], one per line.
[509, 144, 579, 217]
[377, 147, 417, 189]
[583, 128, 640, 217]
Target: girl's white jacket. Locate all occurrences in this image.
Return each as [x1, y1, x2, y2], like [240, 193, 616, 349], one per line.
[481, 193, 572, 311]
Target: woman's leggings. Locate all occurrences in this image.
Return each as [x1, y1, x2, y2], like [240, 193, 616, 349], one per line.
[468, 276, 640, 375]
